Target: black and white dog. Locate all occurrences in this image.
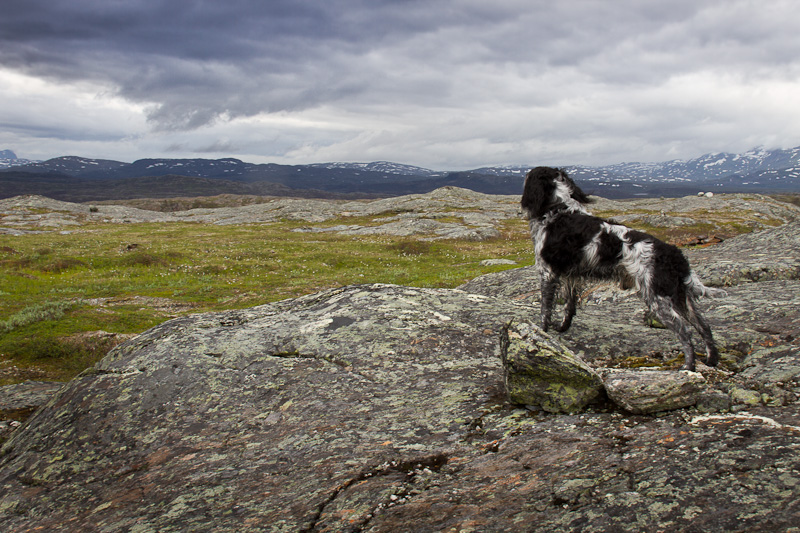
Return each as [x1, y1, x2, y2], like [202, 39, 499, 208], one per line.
[521, 166, 725, 371]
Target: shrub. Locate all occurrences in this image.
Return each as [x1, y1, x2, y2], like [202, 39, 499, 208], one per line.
[118, 252, 169, 267]
[41, 258, 87, 273]
[0, 300, 76, 334]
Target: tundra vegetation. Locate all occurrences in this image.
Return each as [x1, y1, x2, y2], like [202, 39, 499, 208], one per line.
[0, 192, 792, 385]
[0, 216, 531, 384]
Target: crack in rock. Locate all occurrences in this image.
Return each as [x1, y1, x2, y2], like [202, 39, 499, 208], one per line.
[303, 453, 450, 532]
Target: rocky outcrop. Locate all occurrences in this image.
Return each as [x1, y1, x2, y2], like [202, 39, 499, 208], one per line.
[0, 189, 520, 241]
[4, 190, 799, 241]
[689, 220, 800, 286]
[1, 205, 800, 531]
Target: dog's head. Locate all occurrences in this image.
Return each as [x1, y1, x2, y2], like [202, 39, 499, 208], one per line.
[521, 166, 591, 219]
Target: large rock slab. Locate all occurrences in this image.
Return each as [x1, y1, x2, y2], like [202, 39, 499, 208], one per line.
[2, 282, 800, 530]
[0, 284, 542, 531]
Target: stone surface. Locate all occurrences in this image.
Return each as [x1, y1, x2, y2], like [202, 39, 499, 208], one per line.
[501, 321, 604, 413]
[292, 217, 501, 241]
[0, 284, 540, 530]
[0, 188, 521, 240]
[600, 369, 706, 414]
[480, 258, 517, 266]
[2, 197, 800, 531]
[0, 381, 64, 421]
[689, 220, 800, 286]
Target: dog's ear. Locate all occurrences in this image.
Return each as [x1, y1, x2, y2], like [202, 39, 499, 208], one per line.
[521, 167, 557, 219]
[557, 169, 592, 204]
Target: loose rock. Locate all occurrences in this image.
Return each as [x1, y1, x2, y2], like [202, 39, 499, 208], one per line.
[600, 369, 705, 414]
[501, 321, 604, 413]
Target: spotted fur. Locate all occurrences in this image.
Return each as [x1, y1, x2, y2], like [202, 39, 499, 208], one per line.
[521, 166, 726, 371]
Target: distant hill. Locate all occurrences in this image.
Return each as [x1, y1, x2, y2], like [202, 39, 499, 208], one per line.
[0, 150, 38, 170]
[1, 146, 799, 201]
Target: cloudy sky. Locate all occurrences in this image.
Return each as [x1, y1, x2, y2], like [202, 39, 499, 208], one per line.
[2, 0, 799, 170]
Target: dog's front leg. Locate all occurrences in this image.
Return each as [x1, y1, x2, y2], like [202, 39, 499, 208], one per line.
[540, 271, 559, 332]
[556, 280, 579, 332]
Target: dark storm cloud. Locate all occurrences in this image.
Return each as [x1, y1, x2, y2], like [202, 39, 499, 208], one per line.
[2, 0, 800, 166]
[1, 0, 463, 128]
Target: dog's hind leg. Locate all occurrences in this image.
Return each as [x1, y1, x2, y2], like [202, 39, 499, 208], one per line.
[555, 278, 580, 332]
[686, 297, 719, 367]
[540, 270, 559, 332]
[650, 296, 698, 371]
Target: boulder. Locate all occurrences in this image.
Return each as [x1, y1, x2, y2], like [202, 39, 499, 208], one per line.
[501, 321, 604, 413]
[600, 369, 706, 414]
[479, 258, 517, 266]
[0, 381, 64, 422]
[0, 284, 544, 531]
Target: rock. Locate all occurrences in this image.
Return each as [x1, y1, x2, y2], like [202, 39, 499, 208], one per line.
[600, 369, 706, 414]
[458, 264, 539, 301]
[740, 345, 800, 384]
[0, 188, 522, 234]
[696, 389, 732, 413]
[501, 321, 604, 413]
[479, 258, 517, 266]
[671, 234, 724, 247]
[610, 213, 697, 227]
[0, 284, 543, 530]
[293, 218, 501, 241]
[689, 221, 800, 286]
[0, 381, 64, 422]
[590, 193, 800, 226]
[730, 387, 763, 407]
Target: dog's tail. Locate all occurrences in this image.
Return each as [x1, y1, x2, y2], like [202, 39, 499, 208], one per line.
[685, 272, 728, 299]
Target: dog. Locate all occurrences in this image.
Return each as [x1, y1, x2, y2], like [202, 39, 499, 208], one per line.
[521, 166, 725, 371]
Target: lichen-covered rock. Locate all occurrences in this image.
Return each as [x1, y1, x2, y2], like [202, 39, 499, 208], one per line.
[0, 284, 542, 531]
[0, 381, 63, 422]
[292, 217, 501, 241]
[688, 220, 800, 286]
[600, 369, 706, 414]
[501, 321, 604, 413]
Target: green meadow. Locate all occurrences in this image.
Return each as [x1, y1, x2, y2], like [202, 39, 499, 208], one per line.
[0, 217, 534, 384]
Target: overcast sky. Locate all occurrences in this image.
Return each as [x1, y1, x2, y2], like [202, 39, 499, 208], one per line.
[2, 0, 799, 170]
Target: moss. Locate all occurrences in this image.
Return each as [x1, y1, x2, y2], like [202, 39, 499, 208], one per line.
[503, 332, 604, 413]
[617, 356, 667, 369]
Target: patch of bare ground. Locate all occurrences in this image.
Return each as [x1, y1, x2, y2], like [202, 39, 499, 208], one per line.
[84, 296, 199, 317]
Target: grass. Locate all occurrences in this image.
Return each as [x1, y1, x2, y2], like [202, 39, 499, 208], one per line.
[0, 217, 534, 384]
[1, 193, 787, 386]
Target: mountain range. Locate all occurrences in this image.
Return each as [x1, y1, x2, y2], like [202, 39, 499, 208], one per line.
[1, 146, 799, 202]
